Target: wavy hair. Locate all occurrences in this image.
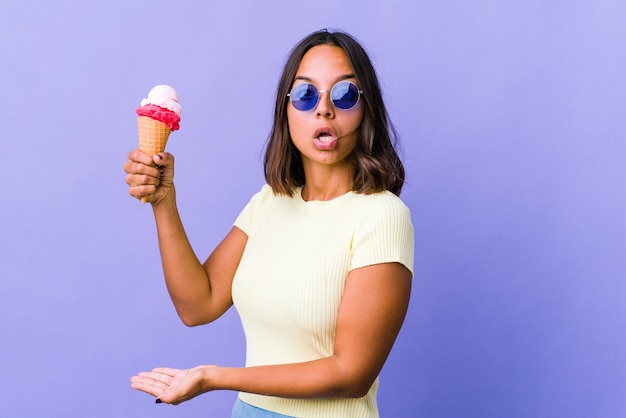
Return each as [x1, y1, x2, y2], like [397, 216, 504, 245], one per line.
[264, 29, 405, 196]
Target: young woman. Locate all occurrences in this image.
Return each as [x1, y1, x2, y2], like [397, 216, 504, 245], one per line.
[125, 29, 414, 418]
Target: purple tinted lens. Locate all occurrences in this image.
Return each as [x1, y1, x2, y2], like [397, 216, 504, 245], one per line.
[331, 81, 360, 109]
[289, 84, 318, 111]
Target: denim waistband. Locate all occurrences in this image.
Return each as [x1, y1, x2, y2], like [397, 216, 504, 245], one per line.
[231, 397, 295, 418]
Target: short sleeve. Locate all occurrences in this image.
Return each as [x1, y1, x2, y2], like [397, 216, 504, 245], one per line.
[233, 184, 274, 236]
[350, 194, 415, 277]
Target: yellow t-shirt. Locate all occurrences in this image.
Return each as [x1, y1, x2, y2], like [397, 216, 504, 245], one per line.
[232, 185, 414, 417]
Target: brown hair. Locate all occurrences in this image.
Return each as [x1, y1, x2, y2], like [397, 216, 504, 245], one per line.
[264, 29, 405, 196]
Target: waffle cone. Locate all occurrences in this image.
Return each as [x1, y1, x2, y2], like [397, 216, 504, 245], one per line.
[137, 116, 171, 155]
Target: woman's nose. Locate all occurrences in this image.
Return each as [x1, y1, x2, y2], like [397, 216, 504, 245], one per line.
[315, 90, 334, 117]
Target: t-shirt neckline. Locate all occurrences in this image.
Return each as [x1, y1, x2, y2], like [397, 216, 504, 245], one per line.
[294, 186, 355, 207]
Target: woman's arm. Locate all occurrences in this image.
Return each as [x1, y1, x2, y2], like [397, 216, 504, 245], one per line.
[153, 201, 247, 325]
[125, 150, 247, 326]
[131, 262, 412, 402]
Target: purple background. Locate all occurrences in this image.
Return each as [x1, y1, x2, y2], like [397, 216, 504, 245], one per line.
[1, 1, 625, 417]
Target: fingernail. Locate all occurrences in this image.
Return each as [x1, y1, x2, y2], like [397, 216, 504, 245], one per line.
[155, 399, 162, 404]
[157, 155, 163, 160]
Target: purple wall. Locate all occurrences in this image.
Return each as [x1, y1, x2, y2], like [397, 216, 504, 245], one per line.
[1, 1, 624, 417]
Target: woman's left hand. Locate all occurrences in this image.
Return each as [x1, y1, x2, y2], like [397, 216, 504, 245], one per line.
[130, 366, 216, 405]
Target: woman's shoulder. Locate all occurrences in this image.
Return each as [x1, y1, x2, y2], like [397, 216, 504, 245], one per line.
[352, 190, 411, 215]
[234, 184, 281, 234]
[246, 184, 278, 206]
[340, 191, 413, 233]
[242, 184, 295, 215]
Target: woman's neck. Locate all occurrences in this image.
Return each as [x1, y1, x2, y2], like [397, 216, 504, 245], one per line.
[300, 162, 355, 202]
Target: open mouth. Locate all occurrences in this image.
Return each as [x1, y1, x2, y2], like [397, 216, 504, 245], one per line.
[317, 133, 336, 143]
[312, 127, 339, 150]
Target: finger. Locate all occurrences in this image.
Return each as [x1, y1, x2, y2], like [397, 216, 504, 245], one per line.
[158, 391, 183, 405]
[126, 170, 161, 187]
[132, 370, 173, 383]
[125, 159, 162, 178]
[152, 154, 163, 168]
[130, 376, 169, 396]
[151, 367, 182, 377]
[152, 152, 174, 168]
[127, 149, 154, 165]
[128, 185, 157, 201]
[131, 370, 177, 389]
[136, 369, 180, 386]
[153, 154, 174, 188]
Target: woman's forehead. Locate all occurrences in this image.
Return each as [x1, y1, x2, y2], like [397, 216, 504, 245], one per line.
[295, 45, 355, 84]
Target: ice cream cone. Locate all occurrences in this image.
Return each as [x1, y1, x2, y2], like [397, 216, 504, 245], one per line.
[137, 116, 171, 155]
[137, 116, 171, 203]
[135, 85, 181, 204]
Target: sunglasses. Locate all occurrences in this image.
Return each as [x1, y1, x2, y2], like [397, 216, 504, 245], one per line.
[287, 80, 363, 111]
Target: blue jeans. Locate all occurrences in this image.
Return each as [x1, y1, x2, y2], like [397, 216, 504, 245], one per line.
[231, 398, 295, 418]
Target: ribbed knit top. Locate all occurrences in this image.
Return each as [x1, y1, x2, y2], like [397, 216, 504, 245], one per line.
[232, 185, 414, 417]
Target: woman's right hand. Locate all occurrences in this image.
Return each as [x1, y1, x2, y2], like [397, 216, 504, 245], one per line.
[124, 150, 175, 204]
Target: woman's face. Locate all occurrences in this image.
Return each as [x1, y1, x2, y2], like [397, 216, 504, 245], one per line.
[287, 45, 364, 171]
